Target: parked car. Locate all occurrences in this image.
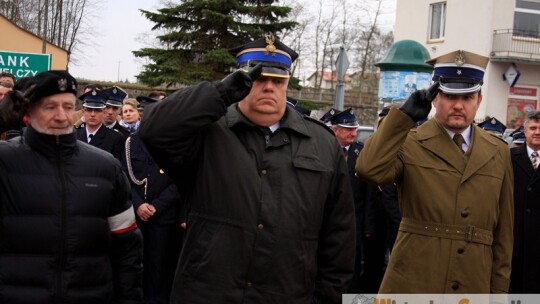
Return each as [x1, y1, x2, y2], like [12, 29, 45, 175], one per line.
[355, 125, 375, 143]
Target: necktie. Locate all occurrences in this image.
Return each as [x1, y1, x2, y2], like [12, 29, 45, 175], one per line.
[88, 134, 93, 143]
[342, 147, 348, 161]
[532, 151, 538, 169]
[453, 133, 465, 154]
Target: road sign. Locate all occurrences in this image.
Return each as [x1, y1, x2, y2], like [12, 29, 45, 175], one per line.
[0, 50, 51, 79]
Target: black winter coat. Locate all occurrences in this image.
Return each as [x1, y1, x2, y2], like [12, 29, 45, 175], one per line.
[510, 144, 540, 293]
[0, 126, 143, 303]
[138, 82, 356, 304]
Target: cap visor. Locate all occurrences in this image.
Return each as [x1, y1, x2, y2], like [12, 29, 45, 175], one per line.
[106, 101, 123, 107]
[338, 122, 360, 128]
[439, 82, 481, 95]
[242, 66, 290, 78]
[83, 103, 106, 109]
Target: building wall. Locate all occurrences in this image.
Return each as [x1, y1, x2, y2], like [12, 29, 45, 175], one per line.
[393, 0, 540, 124]
[0, 15, 68, 71]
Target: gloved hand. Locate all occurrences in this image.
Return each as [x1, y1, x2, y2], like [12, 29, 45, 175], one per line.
[215, 63, 263, 106]
[0, 84, 36, 130]
[399, 82, 440, 122]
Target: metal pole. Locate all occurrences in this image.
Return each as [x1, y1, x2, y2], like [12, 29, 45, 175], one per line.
[41, 0, 49, 54]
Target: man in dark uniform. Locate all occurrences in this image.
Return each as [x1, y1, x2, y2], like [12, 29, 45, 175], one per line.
[102, 86, 130, 139]
[122, 131, 184, 304]
[510, 110, 540, 293]
[328, 108, 369, 293]
[76, 89, 125, 160]
[138, 35, 355, 303]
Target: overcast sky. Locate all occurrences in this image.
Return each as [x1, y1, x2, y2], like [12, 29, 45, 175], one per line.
[68, 0, 160, 82]
[68, 0, 396, 83]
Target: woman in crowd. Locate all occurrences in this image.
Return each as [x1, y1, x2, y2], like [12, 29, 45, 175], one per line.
[121, 98, 141, 132]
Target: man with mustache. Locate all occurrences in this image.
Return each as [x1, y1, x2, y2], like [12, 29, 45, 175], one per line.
[356, 50, 513, 293]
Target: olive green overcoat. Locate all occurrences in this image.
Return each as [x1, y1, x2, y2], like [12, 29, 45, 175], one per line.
[356, 108, 513, 293]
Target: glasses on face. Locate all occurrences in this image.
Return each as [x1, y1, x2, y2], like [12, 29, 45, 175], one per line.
[84, 108, 104, 113]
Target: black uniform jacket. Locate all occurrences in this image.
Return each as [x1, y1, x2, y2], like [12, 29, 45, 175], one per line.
[0, 126, 142, 303]
[76, 123, 125, 160]
[138, 81, 355, 304]
[122, 133, 182, 224]
[510, 144, 540, 292]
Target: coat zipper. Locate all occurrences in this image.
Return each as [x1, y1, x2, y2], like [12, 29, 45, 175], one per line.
[55, 136, 67, 300]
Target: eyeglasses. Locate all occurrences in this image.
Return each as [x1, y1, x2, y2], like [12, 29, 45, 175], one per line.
[83, 108, 104, 113]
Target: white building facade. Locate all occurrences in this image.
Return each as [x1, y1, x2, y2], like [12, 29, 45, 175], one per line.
[394, 0, 540, 128]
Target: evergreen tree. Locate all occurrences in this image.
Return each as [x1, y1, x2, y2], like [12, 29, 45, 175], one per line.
[134, 0, 297, 87]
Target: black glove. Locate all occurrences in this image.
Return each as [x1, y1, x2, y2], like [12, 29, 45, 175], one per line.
[0, 84, 36, 130]
[399, 82, 440, 122]
[215, 63, 263, 106]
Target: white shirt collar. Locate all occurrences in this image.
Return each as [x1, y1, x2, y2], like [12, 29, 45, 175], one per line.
[269, 122, 280, 133]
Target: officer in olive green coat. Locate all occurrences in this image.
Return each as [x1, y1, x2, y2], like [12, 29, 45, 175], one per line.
[356, 50, 513, 293]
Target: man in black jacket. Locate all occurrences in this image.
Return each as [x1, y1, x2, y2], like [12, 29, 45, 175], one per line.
[0, 70, 143, 303]
[139, 35, 355, 303]
[510, 110, 540, 293]
[327, 108, 369, 293]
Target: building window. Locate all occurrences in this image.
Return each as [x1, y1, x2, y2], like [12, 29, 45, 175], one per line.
[429, 2, 446, 41]
[514, 0, 540, 38]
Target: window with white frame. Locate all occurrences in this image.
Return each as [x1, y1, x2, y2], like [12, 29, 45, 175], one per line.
[514, 0, 540, 38]
[429, 2, 446, 41]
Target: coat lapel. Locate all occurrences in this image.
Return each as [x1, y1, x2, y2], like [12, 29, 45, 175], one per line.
[513, 144, 535, 178]
[415, 120, 500, 182]
[90, 125, 107, 147]
[416, 119, 465, 173]
[461, 126, 499, 182]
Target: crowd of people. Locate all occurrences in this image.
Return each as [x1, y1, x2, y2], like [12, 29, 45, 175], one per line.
[0, 35, 538, 303]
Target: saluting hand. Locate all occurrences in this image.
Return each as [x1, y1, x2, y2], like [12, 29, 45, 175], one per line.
[215, 63, 263, 106]
[399, 82, 440, 122]
[136, 203, 156, 221]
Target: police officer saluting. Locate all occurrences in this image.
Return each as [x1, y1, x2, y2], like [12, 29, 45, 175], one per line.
[76, 89, 125, 160]
[357, 50, 513, 293]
